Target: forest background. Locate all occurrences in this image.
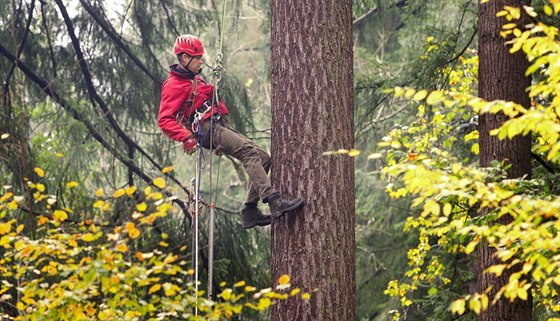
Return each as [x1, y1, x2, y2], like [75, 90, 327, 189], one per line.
[2, 0, 560, 320]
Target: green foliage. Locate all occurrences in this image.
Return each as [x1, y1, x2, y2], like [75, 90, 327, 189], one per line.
[378, 4, 560, 320]
[0, 169, 308, 321]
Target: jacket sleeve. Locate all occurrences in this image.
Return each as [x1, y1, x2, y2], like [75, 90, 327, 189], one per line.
[158, 78, 193, 142]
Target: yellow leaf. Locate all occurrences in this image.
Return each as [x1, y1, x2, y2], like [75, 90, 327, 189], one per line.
[485, 264, 507, 277]
[136, 202, 147, 212]
[53, 210, 68, 222]
[35, 183, 45, 192]
[301, 293, 311, 300]
[290, 288, 301, 296]
[220, 289, 233, 301]
[257, 297, 271, 309]
[16, 224, 24, 233]
[66, 181, 79, 188]
[245, 286, 256, 292]
[8, 200, 18, 210]
[412, 90, 428, 101]
[101, 201, 111, 212]
[278, 274, 290, 285]
[469, 297, 481, 314]
[126, 311, 140, 318]
[0, 222, 11, 235]
[234, 281, 246, 288]
[95, 188, 104, 197]
[149, 284, 161, 294]
[153, 177, 166, 189]
[126, 222, 141, 239]
[426, 90, 443, 105]
[450, 298, 466, 315]
[93, 200, 104, 208]
[348, 149, 361, 157]
[37, 216, 49, 226]
[126, 186, 137, 196]
[162, 166, 174, 174]
[34, 167, 45, 178]
[367, 153, 383, 160]
[159, 241, 168, 247]
[116, 243, 128, 252]
[82, 233, 95, 242]
[113, 189, 125, 198]
[465, 240, 478, 254]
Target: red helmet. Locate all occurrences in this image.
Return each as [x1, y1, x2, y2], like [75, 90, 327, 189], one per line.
[174, 35, 205, 56]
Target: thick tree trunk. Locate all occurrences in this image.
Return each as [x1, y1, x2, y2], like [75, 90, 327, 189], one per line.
[477, 1, 532, 320]
[270, 0, 355, 320]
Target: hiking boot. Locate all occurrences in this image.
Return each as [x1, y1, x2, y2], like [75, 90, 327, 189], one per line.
[241, 203, 271, 229]
[265, 193, 304, 219]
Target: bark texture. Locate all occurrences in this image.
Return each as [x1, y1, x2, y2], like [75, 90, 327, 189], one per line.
[477, 1, 532, 320]
[270, 0, 355, 320]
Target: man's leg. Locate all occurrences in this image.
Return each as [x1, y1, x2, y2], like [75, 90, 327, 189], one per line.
[202, 120, 273, 228]
[203, 119, 304, 220]
[208, 122, 276, 201]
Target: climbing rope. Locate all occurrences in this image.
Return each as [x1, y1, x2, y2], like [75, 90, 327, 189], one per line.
[190, 0, 228, 308]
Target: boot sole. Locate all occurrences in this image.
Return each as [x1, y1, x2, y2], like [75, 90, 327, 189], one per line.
[241, 219, 271, 229]
[271, 198, 304, 219]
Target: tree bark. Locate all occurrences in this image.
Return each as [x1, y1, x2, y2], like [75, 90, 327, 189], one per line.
[270, 0, 355, 320]
[477, 1, 532, 320]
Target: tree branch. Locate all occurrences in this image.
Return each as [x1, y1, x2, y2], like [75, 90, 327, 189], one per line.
[352, 0, 407, 27]
[3, 0, 35, 109]
[40, 0, 58, 78]
[0, 42, 193, 225]
[78, 0, 163, 85]
[56, 0, 192, 203]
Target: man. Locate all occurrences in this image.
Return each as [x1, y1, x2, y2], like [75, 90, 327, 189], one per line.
[158, 35, 304, 229]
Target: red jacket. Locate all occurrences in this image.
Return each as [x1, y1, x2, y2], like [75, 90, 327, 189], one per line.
[158, 65, 228, 142]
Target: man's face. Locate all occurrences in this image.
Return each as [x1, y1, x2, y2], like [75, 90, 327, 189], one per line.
[182, 54, 204, 73]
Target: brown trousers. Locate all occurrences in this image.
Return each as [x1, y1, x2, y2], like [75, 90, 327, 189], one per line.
[200, 116, 276, 203]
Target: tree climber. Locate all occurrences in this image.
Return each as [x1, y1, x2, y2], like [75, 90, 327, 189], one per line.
[158, 35, 304, 229]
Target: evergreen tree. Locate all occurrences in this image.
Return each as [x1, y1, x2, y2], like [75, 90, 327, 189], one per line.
[269, 0, 355, 320]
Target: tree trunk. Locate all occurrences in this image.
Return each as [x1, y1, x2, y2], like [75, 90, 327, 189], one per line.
[477, 1, 532, 320]
[270, 0, 355, 320]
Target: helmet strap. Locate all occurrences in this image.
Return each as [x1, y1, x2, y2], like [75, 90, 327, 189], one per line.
[180, 54, 202, 74]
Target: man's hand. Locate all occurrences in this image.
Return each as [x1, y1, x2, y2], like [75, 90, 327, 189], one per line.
[183, 137, 197, 154]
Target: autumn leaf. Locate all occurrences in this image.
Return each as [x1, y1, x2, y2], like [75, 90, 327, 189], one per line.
[82, 233, 95, 242]
[53, 210, 68, 222]
[66, 181, 79, 188]
[113, 189, 125, 198]
[34, 167, 45, 178]
[153, 177, 166, 189]
[0, 222, 11, 235]
[126, 186, 137, 196]
[116, 243, 128, 252]
[126, 222, 141, 239]
[95, 188, 104, 197]
[278, 274, 290, 285]
[450, 298, 466, 315]
[149, 284, 161, 294]
[136, 202, 147, 212]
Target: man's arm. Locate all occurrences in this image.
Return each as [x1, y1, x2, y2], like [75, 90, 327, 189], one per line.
[158, 80, 193, 142]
